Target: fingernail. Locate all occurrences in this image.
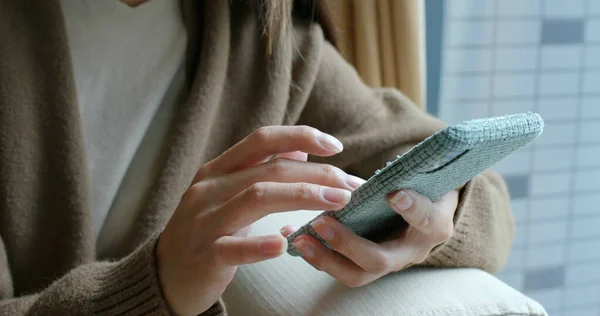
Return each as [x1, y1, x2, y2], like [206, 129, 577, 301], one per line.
[311, 218, 334, 240]
[280, 226, 297, 236]
[294, 239, 314, 258]
[319, 133, 344, 152]
[390, 190, 413, 212]
[258, 236, 286, 255]
[322, 187, 351, 204]
[345, 175, 366, 189]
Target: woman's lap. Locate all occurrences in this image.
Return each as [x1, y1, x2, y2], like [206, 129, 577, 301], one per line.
[222, 211, 545, 316]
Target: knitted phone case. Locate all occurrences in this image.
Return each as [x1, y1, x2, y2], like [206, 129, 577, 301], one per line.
[287, 112, 544, 256]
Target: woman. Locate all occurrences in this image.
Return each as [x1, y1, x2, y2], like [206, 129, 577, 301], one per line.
[0, 0, 514, 315]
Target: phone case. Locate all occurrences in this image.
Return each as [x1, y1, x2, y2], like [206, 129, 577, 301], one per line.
[286, 112, 544, 256]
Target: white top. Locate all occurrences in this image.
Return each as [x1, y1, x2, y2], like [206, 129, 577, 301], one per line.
[61, 0, 187, 255]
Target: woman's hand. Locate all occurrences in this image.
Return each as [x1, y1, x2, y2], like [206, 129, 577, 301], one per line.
[156, 126, 363, 315]
[282, 189, 459, 288]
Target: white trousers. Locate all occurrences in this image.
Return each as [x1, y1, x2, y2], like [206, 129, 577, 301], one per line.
[222, 211, 546, 316]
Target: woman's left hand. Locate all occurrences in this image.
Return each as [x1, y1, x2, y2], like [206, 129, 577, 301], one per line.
[281, 188, 459, 287]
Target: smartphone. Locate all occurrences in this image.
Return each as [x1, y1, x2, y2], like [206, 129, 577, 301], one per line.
[287, 112, 544, 256]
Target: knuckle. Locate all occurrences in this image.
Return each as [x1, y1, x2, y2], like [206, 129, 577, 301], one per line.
[368, 252, 391, 274]
[321, 165, 341, 180]
[265, 159, 288, 177]
[187, 183, 207, 200]
[293, 183, 319, 201]
[195, 165, 212, 180]
[251, 126, 272, 144]
[245, 183, 269, 204]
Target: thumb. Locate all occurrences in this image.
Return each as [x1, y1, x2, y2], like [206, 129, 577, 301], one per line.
[279, 225, 298, 238]
[212, 235, 287, 266]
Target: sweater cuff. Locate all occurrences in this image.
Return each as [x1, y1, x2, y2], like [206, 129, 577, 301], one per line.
[421, 170, 515, 273]
[90, 233, 227, 316]
[202, 299, 227, 316]
[91, 232, 171, 315]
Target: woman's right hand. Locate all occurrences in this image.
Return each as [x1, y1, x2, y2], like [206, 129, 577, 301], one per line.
[156, 126, 364, 316]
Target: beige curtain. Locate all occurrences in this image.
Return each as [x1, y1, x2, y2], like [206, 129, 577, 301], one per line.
[324, 0, 425, 109]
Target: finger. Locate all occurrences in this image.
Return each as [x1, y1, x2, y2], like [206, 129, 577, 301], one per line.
[380, 231, 434, 268]
[279, 225, 298, 237]
[388, 190, 439, 235]
[206, 126, 343, 174]
[207, 182, 351, 236]
[212, 234, 287, 266]
[309, 216, 392, 275]
[205, 159, 363, 204]
[274, 151, 308, 161]
[293, 235, 378, 288]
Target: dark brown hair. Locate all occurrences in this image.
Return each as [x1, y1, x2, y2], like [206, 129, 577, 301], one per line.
[261, 0, 336, 54]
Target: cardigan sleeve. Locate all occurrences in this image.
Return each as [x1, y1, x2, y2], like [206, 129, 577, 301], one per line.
[292, 23, 515, 273]
[0, 233, 226, 315]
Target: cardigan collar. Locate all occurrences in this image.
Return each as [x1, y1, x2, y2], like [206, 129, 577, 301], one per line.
[0, 0, 233, 258]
